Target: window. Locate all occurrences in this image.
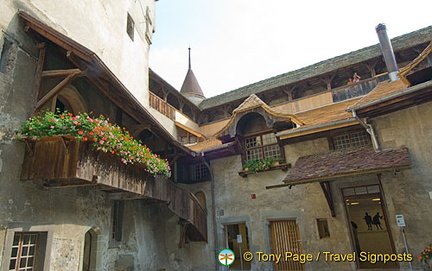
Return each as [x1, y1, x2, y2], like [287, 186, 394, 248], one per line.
[245, 132, 282, 161]
[9, 232, 47, 271]
[193, 163, 209, 181]
[317, 219, 330, 238]
[111, 201, 124, 243]
[332, 131, 371, 150]
[177, 163, 210, 183]
[126, 13, 134, 41]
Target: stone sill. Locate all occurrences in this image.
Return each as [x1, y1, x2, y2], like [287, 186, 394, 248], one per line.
[238, 163, 291, 178]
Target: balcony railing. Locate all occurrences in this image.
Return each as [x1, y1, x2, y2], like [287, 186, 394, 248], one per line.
[149, 92, 175, 120]
[20, 137, 207, 241]
[332, 75, 388, 102]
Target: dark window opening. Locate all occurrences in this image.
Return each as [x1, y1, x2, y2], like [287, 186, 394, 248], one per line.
[126, 13, 134, 41]
[317, 219, 330, 238]
[111, 201, 124, 243]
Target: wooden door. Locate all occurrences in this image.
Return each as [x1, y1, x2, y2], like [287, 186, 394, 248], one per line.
[270, 220, 304, 271]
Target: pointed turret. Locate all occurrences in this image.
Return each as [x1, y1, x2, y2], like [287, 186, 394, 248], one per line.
[180, 47, 206, 105]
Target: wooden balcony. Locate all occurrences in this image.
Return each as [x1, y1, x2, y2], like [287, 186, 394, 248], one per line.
[149, 92, 175, 120]
[20, 137, 207, 241]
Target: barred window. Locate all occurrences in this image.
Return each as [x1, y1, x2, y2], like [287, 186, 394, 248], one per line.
[333, 131, 371, 150]
[245, 132, 281, 161]
[193, 163, 209, 180]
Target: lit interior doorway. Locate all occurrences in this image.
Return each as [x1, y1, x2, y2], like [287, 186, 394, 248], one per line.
[225, 223, 251, 270]
[343, 184, 398, 269]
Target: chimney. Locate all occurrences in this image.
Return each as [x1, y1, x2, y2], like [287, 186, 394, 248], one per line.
[375, 23, 399, 81]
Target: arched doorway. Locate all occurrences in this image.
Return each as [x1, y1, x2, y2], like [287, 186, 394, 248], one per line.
[195, 191, 206, 211]
[82, 227, 100, 271]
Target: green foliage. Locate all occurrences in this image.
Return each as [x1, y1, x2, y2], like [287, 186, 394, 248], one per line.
[14, 110, 171, 178]
[242, 157, 277, 173]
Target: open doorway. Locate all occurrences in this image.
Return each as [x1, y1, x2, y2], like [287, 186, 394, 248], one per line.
[82, 227, 99, 271]
[225, 223, 251, 270]
[343, 184, 398, 269]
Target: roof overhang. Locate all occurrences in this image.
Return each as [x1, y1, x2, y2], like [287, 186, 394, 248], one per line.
[19, 11, 194, 156]
[267, 147, 411, 189]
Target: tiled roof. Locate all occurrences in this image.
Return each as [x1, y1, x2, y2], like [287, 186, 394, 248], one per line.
[180, 69, 205, 97]
[283, 147, 411, 184]
[295, 98, 361, 127]
[348, 80, 407, 110]
[187, 138, 222, 153]
[199, 26, 432, 109]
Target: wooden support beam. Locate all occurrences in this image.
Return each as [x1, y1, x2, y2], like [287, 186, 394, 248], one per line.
[321, 74, 336, 90]
[35, 71, 81, 110]
[108, 192, 147, 201]
[283, 86, 297, 101]
[33, 42, 46, 109]
[41, 68, 84, 78]
[320, 181, 336, 217]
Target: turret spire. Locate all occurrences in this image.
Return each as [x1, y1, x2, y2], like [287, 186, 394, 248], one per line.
[180, 46, 206, 105]
[188, 46, 191, 70]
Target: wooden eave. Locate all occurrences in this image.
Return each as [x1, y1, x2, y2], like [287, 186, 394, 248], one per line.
[201, 142, 239, 160]
[398, 41, 432, 86]
[278, 119, 359, 140]
[214, 102, 304, 140]
[175, 122, 205, 139]
[19, 11, 194, 156]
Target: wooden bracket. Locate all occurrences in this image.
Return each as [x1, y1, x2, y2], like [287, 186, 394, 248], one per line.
[35, 71, 81, 111]
[24, 139, 35, 156]
[59, 136, 71, 154]
[178, 219, 190, 248]
[320, 181, 336, 217]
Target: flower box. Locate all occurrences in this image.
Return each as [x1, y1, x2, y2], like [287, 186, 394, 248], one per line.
[238, 162, 291, 178]
[20, 137, 207, 241]
[21, 137, 151, 194]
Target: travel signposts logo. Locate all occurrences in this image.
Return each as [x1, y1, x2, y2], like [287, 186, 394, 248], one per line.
[218, 248, 235, 266]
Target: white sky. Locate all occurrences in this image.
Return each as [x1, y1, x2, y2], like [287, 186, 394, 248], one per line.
[149, 0, 431, 98]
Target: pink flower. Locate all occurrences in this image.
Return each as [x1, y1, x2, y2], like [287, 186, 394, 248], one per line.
[50, 126, 54, 129]
[63, 126, 67, 130]
[28, 127, 33, 130]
